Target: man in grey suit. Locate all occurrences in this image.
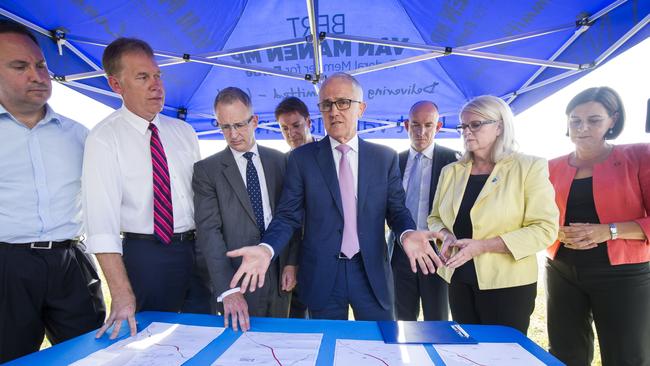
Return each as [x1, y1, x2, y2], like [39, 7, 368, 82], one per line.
[193, 87, 297, 331]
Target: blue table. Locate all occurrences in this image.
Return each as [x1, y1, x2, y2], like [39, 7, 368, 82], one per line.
[7, 312, 563, 365]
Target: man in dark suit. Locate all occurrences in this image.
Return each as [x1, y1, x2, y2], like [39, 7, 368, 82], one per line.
[391, 101, 458, 321]
[228, 73, 444, 320]
[274, 96, 317, 319]
[193, 87, 297, 331]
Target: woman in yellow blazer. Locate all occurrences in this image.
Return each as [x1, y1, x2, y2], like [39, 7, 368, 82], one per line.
[427, 95, 559, 333]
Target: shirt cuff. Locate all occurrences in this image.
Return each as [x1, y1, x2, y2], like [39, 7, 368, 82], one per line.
[399, 229, 414, 245]
[259, 243, 275, 258]
[217, 288, 241, 302]
[84, 234, 123, 255]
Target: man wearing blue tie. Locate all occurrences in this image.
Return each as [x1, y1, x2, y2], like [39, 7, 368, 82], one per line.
[228, 73, 444, 320]
[391, 101, 458, 321]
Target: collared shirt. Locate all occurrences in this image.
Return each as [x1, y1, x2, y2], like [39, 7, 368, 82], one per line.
[83, 106, 200, 254]
[329, 135, 359, 195]
[0, 104, 88, 243]
[229, 144, 273, 229]
[403, 143, 435, 230]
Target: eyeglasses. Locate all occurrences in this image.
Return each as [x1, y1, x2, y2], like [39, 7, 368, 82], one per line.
[219, 115, 254, 133]
[317, 98, 362, 112]
[568, 118, 606, 130]
[456, 119, 499, 133]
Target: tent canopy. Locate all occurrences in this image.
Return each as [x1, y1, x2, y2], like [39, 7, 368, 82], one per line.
[1, 0, 648, 139]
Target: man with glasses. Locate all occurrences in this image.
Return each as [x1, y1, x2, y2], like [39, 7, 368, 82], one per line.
[193, 87, 297, 331]
[390, 101, 458, 321]
[228, 73, 444, 321]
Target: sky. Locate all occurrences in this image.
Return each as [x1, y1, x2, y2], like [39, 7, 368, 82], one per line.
[49, 37, 649, 158]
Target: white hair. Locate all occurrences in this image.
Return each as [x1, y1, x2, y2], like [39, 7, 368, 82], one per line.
[458, 95, 518, 163]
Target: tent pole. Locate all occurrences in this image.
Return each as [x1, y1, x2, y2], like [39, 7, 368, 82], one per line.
[501, 69, 584, 100]
[0, 7, 50, 37]
[306, 0, 323, 80]
[349, 52, 445, 76]
[594, 12, 650, 66]
[506, 0, 628, 103]
[460, 24, 576, 51]
[330, 34, 582, 70]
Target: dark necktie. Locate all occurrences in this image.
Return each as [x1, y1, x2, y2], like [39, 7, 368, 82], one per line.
[149, 123, 173, 244]
[243, 152, 265, 235]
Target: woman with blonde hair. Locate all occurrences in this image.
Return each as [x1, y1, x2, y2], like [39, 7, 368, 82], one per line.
[427, 95, 559, 333]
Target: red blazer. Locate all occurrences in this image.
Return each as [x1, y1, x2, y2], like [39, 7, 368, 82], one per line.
[547, 143, 650, 265]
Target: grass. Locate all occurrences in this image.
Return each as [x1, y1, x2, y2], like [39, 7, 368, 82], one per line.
[40, 256, 603, 365]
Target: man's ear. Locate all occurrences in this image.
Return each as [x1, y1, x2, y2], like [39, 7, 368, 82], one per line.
[435, 121, 443, 133]
[404, 119, 410, 132]
[107, 75, 122, 94]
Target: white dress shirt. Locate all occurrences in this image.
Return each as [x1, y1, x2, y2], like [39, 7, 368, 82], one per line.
[402, 143, 435, 230]
[229, 144, 273, 229]
[82, 106, 200, 254]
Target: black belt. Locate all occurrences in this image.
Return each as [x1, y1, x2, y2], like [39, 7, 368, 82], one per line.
[122, 230, 196, 242]
[337, 252, 361, 260]
[0, 239, 79, 250]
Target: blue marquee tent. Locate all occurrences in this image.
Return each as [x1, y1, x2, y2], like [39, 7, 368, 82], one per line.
[1, 0, 648, 139]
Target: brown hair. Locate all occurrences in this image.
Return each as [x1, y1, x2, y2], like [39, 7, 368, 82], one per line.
[274, 97, 310, 121]
[565, 86, 625, 139]
[102, 37, 154, 76]
[0, 20, 38, 45]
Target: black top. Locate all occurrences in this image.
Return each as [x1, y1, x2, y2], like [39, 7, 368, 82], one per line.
[451, 174, 489, 284]
[555, 177, 609, 266]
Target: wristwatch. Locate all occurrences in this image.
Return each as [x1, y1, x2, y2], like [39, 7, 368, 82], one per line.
[608, 223, 618, 240]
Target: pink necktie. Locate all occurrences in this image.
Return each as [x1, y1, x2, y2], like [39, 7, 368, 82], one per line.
[149, 123, 174, 244]
[336, 144, 359, 258]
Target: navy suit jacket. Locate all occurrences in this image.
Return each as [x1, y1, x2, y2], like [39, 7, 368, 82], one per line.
[262, 136, 416, 311]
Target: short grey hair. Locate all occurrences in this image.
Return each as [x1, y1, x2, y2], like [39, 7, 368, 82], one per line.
[320, 72, 364, 101]
[459, 95, 517, 163]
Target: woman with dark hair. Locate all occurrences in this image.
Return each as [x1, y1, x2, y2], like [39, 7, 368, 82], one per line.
[546, 86, 650, 366]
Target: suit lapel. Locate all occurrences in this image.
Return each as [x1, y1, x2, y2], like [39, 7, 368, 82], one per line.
[473, 157, 513, 207]
[398, 150, 408, 177]
[429, 144, 444, 212]
[316, 138, 344, 217]
[452, 162, 471, 220]
[258, 146, 277, 212]
[357, 139, 370, 215]
[221, 149, 257, 224]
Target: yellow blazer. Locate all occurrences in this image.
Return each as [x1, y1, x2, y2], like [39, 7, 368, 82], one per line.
[427, 153, 559, 290]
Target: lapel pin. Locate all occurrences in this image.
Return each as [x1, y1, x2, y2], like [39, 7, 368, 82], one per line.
[491, 177, 498, 183]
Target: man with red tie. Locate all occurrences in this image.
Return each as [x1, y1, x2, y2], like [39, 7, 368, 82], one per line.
[83, 38, 210, 339]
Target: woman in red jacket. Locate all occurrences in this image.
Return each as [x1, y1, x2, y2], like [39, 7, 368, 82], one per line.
[546, 86, 650, 366]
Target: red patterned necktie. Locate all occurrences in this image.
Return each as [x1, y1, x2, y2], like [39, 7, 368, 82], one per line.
[149, 123, 174, 244]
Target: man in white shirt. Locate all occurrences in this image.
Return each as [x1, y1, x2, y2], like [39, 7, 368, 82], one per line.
[83, 38, 209, 339]
[0, 20, 104, 362]
[193, 87, 297, 331]
[390, 101, 458, 321]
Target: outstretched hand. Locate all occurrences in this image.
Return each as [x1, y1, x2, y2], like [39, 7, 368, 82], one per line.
[227, 245, 273, 293]
[401, 230, 446, 274]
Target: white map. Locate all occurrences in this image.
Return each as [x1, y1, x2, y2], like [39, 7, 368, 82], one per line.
[433, 342, 546, 366]
[70, 322, 224, 366]
[211, 331, 322, 366]
[334, 339, 435, 366]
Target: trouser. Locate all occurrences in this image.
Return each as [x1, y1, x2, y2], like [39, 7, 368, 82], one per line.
[391, 244, 449, 320]
[546, 258, 650, 366]
[309, 254, 394, 321]
[0, 244, 105, 363]
[122, 236, 209, 313]
[449, 280, 536, 334]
